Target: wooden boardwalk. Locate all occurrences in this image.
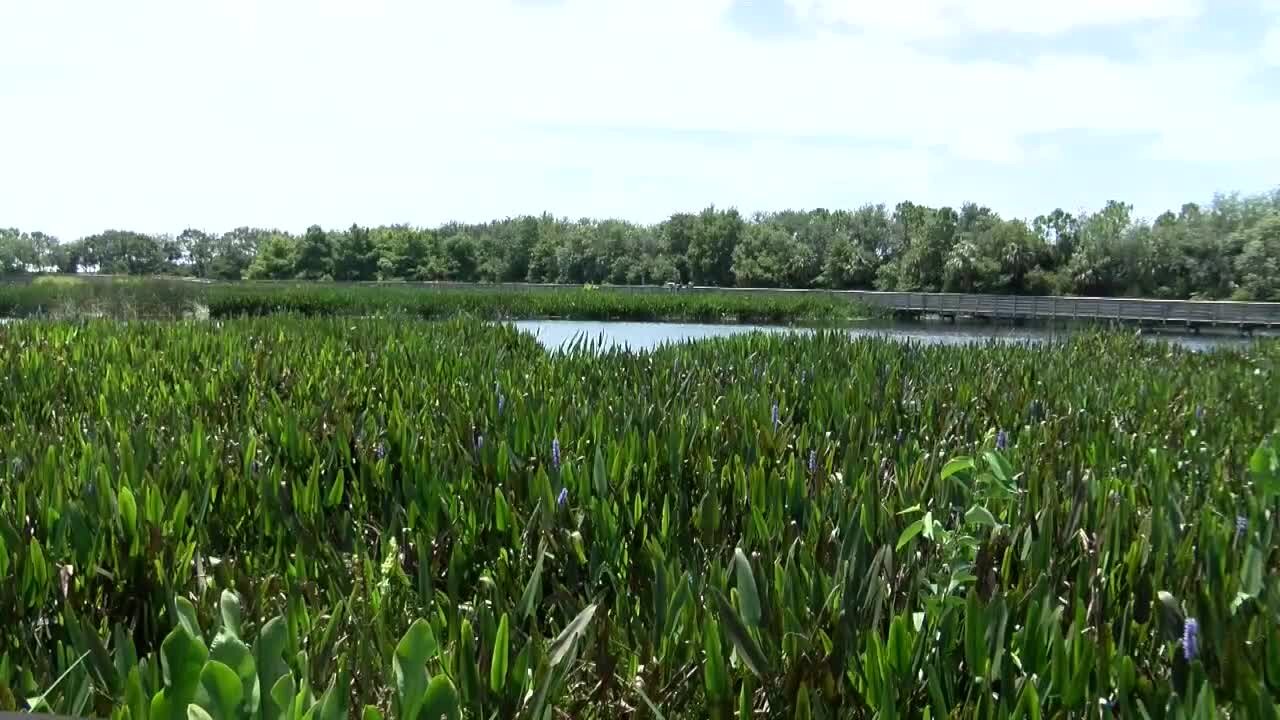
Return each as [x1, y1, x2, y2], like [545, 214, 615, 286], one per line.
[828, 291, 1280, 330]
[255, 278, 1280, 331]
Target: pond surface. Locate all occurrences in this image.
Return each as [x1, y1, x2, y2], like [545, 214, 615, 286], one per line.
[512, 319, 1270, 352]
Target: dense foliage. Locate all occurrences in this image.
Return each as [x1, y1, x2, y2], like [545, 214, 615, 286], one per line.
[0, 278, 867, 324]
[5, 189, 1280, 299]
[2, 319, 1278, 718]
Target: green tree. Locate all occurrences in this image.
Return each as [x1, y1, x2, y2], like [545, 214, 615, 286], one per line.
[686, 206, 742, 286]
[1233, 212, 1280, 300]
[334, 224, 379, 281]
[295, 225, 333, 280]
[732, 221, 814, 287]
[246, 233, 298, 279]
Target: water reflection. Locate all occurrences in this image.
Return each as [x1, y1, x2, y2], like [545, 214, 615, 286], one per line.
[511, 319, 1269, 353]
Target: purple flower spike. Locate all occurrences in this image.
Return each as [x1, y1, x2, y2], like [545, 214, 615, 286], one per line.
[996, 430, 1009, 451]
[557, 487, 568, 508]
[1183, 618, 1199, 661]
[1236, 515, 1248, 539]
[474, 434, 484, 452]
[551, 437, 561, 471]
[808, 449, 818, 475]
[771, 402, 780, 430]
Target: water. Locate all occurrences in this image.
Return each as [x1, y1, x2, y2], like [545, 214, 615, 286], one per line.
[512, 319, 1270, 353]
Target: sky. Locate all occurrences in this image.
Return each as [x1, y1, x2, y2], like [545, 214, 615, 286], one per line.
[2, 0, 1279, 240]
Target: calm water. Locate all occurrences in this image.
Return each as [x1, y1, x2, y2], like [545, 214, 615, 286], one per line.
[512, 320, 1270, 353]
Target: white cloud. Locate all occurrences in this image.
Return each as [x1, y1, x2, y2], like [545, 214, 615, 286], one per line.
[0, 0, 1275, 238]
[784, 0, 1204, 37]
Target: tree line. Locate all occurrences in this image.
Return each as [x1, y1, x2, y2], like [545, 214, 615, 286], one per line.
[3, 190, 1279, 300]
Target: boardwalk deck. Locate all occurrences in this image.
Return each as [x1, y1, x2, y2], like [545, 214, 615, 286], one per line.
[830, 291, 1280, 329]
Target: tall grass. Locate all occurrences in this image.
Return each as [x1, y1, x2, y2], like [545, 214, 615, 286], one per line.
[1, 319, 1277, 718]
[0, 278, 870, 323]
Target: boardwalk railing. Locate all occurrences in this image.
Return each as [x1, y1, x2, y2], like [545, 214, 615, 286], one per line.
[827, 291, 1280, 328]
[391, 282, 1280, 328]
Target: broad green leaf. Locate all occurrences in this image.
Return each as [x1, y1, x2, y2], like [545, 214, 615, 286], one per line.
[194, 660, 243, 720]
[941, 456, 975, 481]
[419, 675, 461, 720]
[161, 626, 208, 702]
[897, 520, 925, 551]
[548, 603, 598, 668]
[733, 548, 762, 627]
[394, 619, 437, 719]
[518, 543, 546, 620]
[966, 505, 998, 528]
[173, 598, 204, 649]
[490, 614, 509, 695]
[712, 588, 770, 678]
[219, 590, 242, 638]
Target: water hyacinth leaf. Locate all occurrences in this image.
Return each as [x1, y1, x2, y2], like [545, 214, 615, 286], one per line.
[395, 619, 438, 718]
[635, 684, 668, 720]
[219, 591, 243, 639]
[1242, 545, 1264, 597]
[490, 614, 510, 694]
[733, 548, 762, 627]
[548, 603, 598, 668]
[173, 598, 203, 650]
[254, 619, 290, 720]
[593, 446, 608, 498]
[897, 520, 925, 551]
[119, 485, 137, 536]
[1157, 592, 1186, 643]
[209, 630, 258, 717]
[712, 588, 770, 678]
[160, 626, 208, 703]
[703, 616, 729, 701]
[941, 456, 975, 481]
[193, 661, 243, 720]
[966, 505, 998, 528]
[518, 543, 546, 620]
[419, 675, 461, 720]
[315, 671, 350, 720]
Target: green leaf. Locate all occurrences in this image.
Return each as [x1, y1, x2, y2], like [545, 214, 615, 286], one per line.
[635, 684, 668, 720]
[268, 675, 295, 720]
[220, 591, 243, 639]
[703, 616, 729, 701]
[712, 588, 770, 678]
[119, 485, 138, 536]
[254, 618, 290, 720]
[210, 630, 258, 717]
[593, 446, 608, 498]
[733, 548, 762, 627]
[966, 505, 998, 528]
[887, 615, 912, 678]
[314, 670, 349, 720]
[173, 597, 204, 648]
[941, 456, 975, 481]
[361, 706, 383, 720]
[187, 707, 215, 720]
[964, 591, 987, 681]
[419, 675, 461, 720]
[548, 603, 598, 668]
[897, 520, 925, 551]
[517, 543, 546, 620]
[394, 619, 438, 720]
[161, 626, 209, 702]
[195, 661, 244, 720]
[490, 614, 509, 695]
[1157, 591, 1185, 643]
[1243, 545, 1264, 597]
